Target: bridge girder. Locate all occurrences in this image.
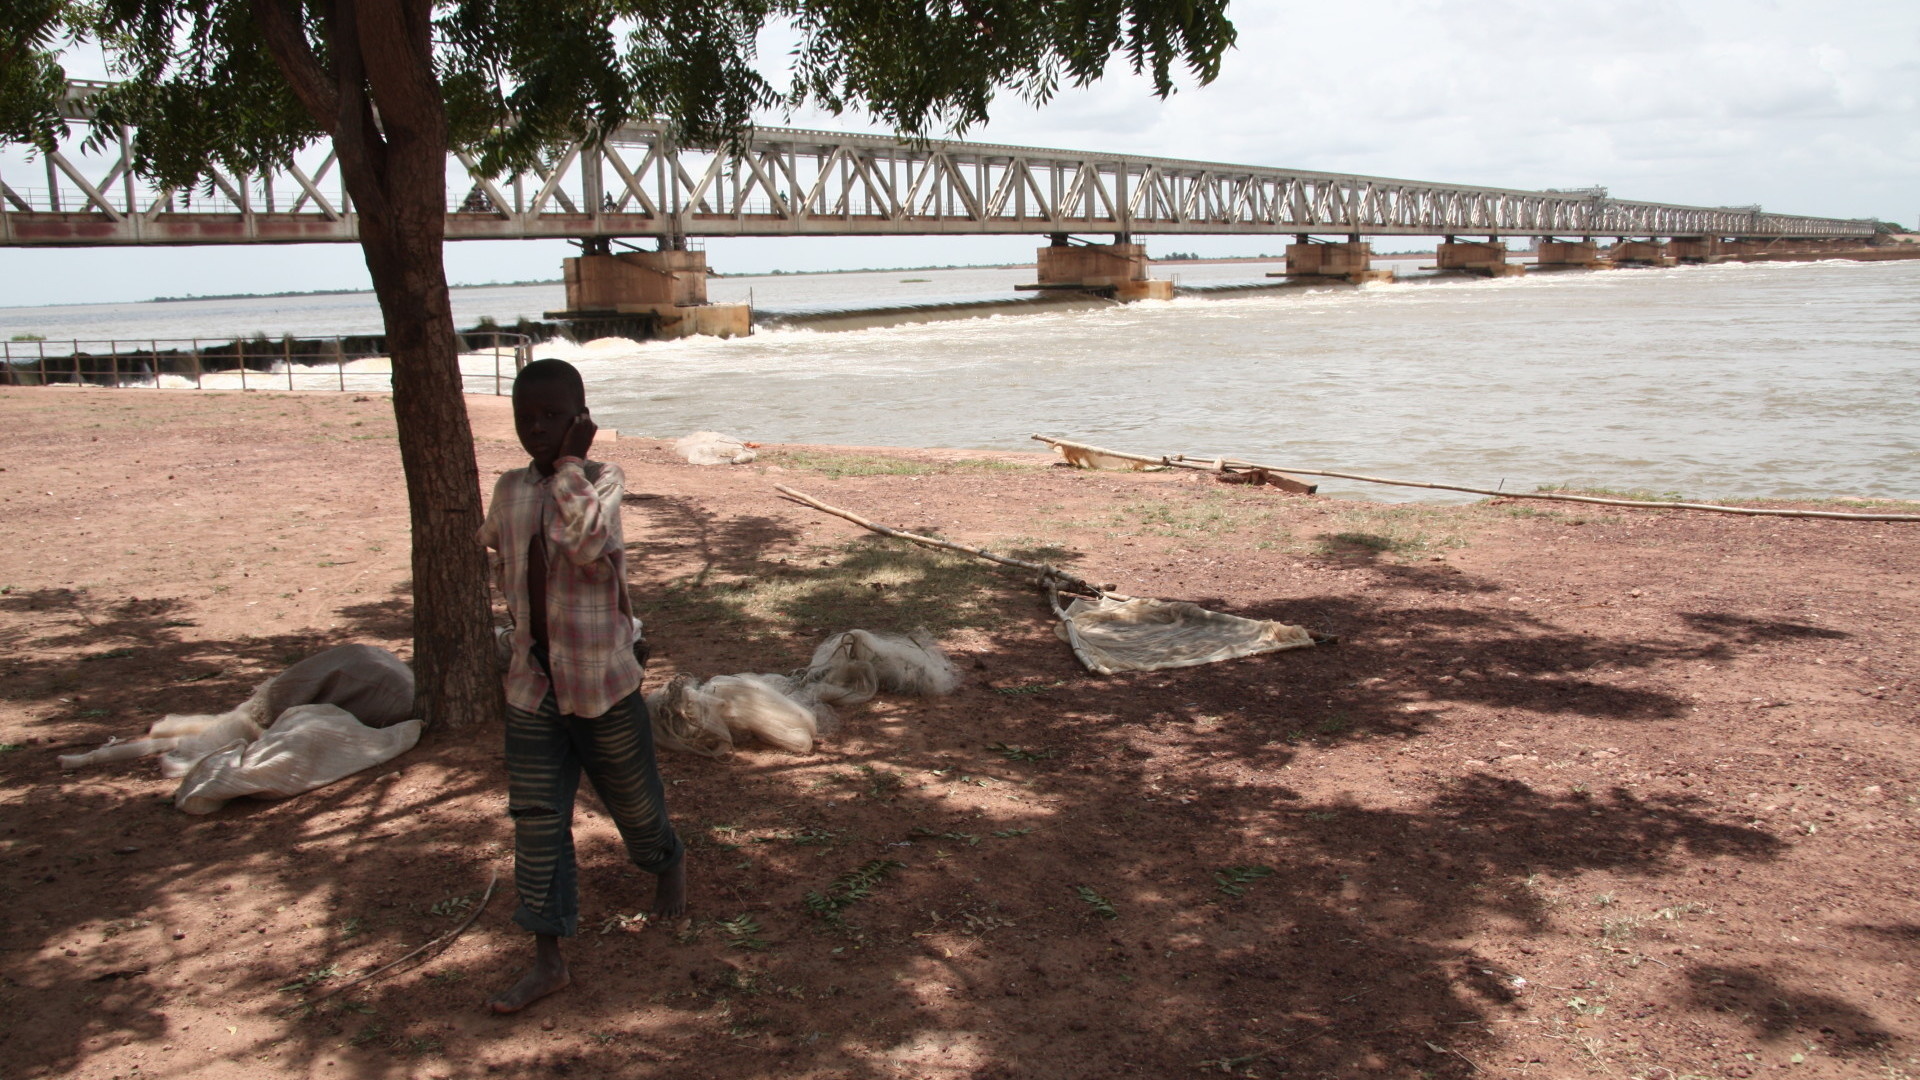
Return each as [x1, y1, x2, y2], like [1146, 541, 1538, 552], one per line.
[0, 80, 1876, 247]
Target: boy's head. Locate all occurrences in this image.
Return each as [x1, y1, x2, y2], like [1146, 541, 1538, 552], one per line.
[512, 359, 588, 469]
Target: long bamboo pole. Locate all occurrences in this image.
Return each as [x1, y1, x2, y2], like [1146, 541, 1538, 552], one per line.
[773, 484, 1118, 598]
[1030, 435, 1920, 523]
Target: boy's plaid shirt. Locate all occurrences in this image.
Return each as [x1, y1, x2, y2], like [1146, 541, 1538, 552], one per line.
[478, 457, 641, 719]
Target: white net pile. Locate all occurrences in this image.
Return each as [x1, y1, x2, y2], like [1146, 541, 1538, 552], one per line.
[648, 629, 958, 757]
[173, 705, 422, 815]
[673, 431, 757, 465]
[58, 644, 420, 813]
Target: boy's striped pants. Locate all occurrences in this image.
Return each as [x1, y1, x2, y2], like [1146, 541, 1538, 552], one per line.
[503, 688, 683, 937]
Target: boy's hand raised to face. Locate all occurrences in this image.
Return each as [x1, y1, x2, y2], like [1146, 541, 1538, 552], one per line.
[559, 410, 597, 461]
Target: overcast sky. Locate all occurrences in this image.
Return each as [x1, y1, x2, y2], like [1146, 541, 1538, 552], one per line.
[2, 0, 1914, 307]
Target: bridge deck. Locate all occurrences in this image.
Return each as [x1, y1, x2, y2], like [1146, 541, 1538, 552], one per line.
[0, 81, 1874, 247]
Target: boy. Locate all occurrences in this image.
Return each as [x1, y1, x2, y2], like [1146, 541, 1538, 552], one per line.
[478, 358, 685, 1014]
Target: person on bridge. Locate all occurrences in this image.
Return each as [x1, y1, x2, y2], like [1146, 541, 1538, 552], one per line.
[479, 358, 686, 1014]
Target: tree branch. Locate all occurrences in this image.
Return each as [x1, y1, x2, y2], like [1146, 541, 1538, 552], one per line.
[353, 0, 445, 146]
[250, 0, 339, 130]
[325, 0, 390, 224]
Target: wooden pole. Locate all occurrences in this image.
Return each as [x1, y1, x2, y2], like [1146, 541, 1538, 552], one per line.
[1030, 435, 1920, 523]
[773, 484, 1118, 598]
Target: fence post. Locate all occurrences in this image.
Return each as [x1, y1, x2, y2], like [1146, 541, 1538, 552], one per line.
[110, 340, 119, 387]
[192, 338, 202, 389]
[73, 339, 81, 386]
[239, 342, 247, 391]
[338, 336, 346, 392]
[151, 340, 160, 389]
[285, 337, 294, 390]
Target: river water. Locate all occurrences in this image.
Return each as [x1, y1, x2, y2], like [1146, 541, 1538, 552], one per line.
[3, 257, 1915, 502]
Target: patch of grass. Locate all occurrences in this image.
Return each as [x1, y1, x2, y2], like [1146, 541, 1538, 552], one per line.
[1080, 490, 1283, 539]
[1213, 865, 1274, 897]
[988, 741, 1056, 762]
[912, 826, 981, 846]
[1313, 503, 1470, 557]
[767, 450, 1026, 478]
[0, 743, 21, 754]
[990, 680, 1067, 695]
[347, 1020, 388, 1046]
[754, 827, 841, 847]
[991, 827, 1033, 838]
[645, 538, 1025, 638]
[716, 914, 770, 951]
[1599, 916, 1641, 943]
[1536, 483, 1685, 502]
[79, 648, 135, 662]
[428, 892, 477, 918]
[804, 859, 904, 935]
[278, 963, 341, 993]
[1074, 885, 1119, 920]
[857, 763, 904, 797]
[766, 450, 943, 478]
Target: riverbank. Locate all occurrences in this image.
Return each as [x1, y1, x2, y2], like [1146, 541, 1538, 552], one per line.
[1, 387, 1915, 1079]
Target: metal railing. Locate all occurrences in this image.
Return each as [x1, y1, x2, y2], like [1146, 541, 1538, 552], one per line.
[0, 331, 534, 395]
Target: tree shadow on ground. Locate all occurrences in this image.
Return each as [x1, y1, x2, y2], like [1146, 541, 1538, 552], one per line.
[2, 513, 1892, 1080]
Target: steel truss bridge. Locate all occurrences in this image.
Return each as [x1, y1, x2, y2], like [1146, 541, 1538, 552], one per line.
[0, 80, 1874, 247]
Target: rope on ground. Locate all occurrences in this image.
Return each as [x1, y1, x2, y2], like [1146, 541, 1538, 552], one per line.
[1030, 435, 1920, 522]
[302, 869, 498, 1006]
[772, 484, 1121, 599]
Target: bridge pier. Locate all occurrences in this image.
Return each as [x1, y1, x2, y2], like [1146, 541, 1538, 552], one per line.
[545, 250, 751, 340]
[1667, 236, 1721, 264]
[1609, 239, 1673, 267]
[1277, 238, 1393, 284]
[1436, 237, 1524, 277]
[1023, 238, 1173, 301]
[1535, 238, 1604, 269]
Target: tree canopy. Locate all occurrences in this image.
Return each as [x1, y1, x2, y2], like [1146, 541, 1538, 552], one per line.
[3, 0, 1236, 729]
[14, 1, 1235, 189]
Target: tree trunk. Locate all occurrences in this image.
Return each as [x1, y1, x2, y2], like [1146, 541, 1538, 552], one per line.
[359, 214, 501, 731]
[312, 0, 500, 730]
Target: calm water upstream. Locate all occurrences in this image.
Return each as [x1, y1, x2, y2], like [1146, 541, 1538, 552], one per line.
[4, 258, 1915, 502]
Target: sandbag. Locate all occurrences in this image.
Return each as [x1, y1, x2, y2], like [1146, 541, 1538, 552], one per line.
[265, 643, 414, 728]
[173, 705, 423, 815]
[1054, 595, 1315, 675]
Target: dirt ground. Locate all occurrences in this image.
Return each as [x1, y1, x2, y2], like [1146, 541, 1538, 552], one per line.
[2, 386, 1917, 1080]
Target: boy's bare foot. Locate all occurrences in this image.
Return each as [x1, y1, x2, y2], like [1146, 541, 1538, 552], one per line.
[653, 861, 687, 918]
[488, 934, 570, 1014]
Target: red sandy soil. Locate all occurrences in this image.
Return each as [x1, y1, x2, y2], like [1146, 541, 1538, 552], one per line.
[1, 387, 1917, 1080]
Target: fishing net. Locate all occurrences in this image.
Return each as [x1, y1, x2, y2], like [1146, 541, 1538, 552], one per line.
[674, 431, 757, 465]
[800, 629, 961, 706]
[647, 629, 957, 757]
[1048, 442, 1164, 471]
[1053, 595, 1316, 675]
[172, 705, 423, 815]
